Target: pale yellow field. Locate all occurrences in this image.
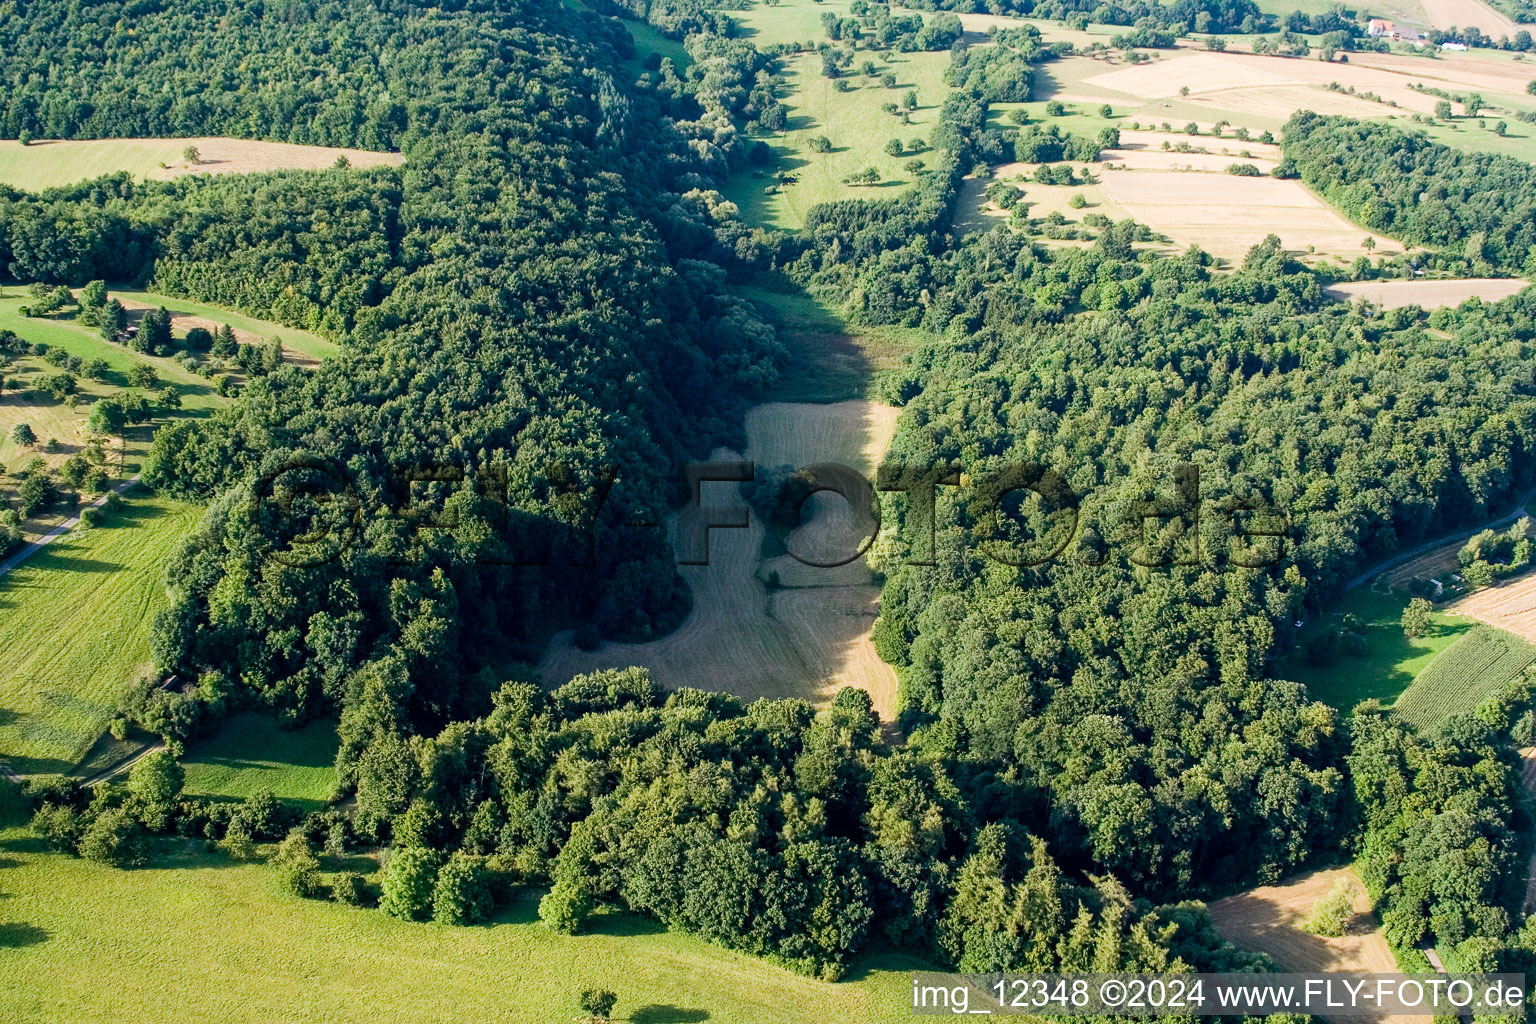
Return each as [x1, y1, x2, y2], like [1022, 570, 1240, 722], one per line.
[539, 401, 902, 722]
[1324, 278, 1529, 308]
[1209, 868, 1413, 1024]
[1448, 572, 1536, 642]
[1420, 0, 1519, 36]
[1099, 169, 1398, 261]
[0, 137, 402, 192]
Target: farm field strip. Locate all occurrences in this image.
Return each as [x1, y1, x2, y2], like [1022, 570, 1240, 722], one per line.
[1450, 572, 1536, 642]
[1324, 279, 1530, 309]
[0, 495, 199, 775]
[1097, 169, 1398, 262]
[1391, 626, 1536, 730]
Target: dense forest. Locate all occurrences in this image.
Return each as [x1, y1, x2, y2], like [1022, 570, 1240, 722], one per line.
[8, 0, 1536, 994]
[1284, 112, 1536, 276]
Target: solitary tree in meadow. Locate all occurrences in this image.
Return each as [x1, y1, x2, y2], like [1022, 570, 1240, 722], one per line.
[183, 144, 201, 164]
[10, 423, 36, 446]
[1401, 597, 1433, 638]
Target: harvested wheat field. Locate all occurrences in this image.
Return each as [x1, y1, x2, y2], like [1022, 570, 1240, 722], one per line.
[1325, 278, 1529, 309]
[539, 401, 901, 721]
[1100, 169, 1397, 262]
[1209, 868, 1421, 1023]
[1448, 572, 1536, 642]
[0, 137, 402, 192]
[1420, 0, 1518, 36]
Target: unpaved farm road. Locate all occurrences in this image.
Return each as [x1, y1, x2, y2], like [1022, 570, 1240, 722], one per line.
[1344, 485, 1536, 591]
[0, 475, 141, 580]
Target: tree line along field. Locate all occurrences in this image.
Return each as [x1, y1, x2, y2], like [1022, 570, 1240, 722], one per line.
[0, 138, 403, 194]
[0, 825, 922, 1024]
[1391, 626, 1536, 730]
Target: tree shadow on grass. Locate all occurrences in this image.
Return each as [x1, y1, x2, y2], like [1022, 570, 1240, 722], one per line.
[0, 922, 47, 947]
[632, 1006, 710, 1024]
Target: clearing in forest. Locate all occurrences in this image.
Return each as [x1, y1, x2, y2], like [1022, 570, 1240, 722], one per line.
[1098, 169, 1398, 262]
[1282, 587, 1473, 712]
[538, 401, 902, 721]
[1323, 278, 1529, 309]
[0, 495, 199, 775]
[181, 714, 340, 811]
[1449, 571, 1536, 642]
[0, 137, 402, 193]
[1209, 868, 1417, 1023]
[1391, 626, 1536, 730]
[724, 48, 953, 229]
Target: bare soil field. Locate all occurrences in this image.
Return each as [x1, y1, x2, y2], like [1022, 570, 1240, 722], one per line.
[1099, 169, 1397, 262]
[1447, 572, 1536, 642]
[1209, 868, 1419, 1023]
[1088, 53, 1299, 97]
[1324, 278, 1529, 309]
[538, 401, 902, 722]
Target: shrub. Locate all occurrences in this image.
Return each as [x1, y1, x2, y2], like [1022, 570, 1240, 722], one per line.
[433, 852, 495, 925]
[1304, 876, 1356, 936]
[273, 830, 323, 898]
[574, 623, 601, 651]
[79, 807, 150, 868]
[380, 846, 441, 920]
[31, 803, 86, 853]
[332, 871, 373, 907]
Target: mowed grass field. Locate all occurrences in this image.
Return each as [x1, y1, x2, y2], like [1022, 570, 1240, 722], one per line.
[726, 48, 953, 229]
[182, 714, 340, 811]
[0, 137, 402, 193]
[1282, 588, 1475, 712]
[1391, 626, 1536, 731]
[0, 494, 199, 774]
[0, 830, 925, 1024]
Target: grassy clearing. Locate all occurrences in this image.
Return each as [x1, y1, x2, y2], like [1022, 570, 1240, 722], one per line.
[1393, 113, 1536, 164]
[725, 48, 953, 229]
[0, 139, 201, 191]
[1391, 626, 1536, 731]
[110, 288, 338, 362]
[0, 829, 924, 1024]
[0, 138, 401, 193]
[0, 493, 199, 775]
[1281, 587, 1475, 713]
[730, 0, 859, 48]
[182, 714, 340, 811]
[741, 281, 926, 402]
